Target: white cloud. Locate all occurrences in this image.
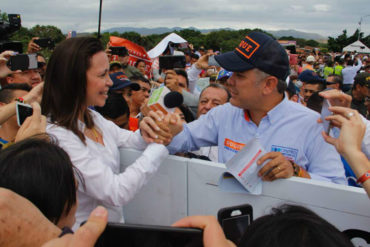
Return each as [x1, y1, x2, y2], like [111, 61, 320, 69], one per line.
[313, 4, 330, 12]
[1, 0, 369, 37]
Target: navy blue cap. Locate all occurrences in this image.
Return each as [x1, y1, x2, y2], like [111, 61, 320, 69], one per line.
[109, 72, 140, 92]
[214, 32, 290, 80]
[298, 70, 325, 84]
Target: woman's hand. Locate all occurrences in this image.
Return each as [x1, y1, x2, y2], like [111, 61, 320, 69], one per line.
[23, 82, 44, 104]
[15, 102, 47, 143]
[140, 110, 183, 145]
[173, 215, 235, 247]
[322, 107, 365, 159]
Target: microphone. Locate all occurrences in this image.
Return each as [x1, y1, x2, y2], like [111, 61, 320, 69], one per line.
[164, 91, 183, 108]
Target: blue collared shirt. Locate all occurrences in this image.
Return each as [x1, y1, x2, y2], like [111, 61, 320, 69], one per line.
[168, 97, 346, 184]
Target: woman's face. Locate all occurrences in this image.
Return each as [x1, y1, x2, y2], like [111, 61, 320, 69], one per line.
[86, 51, 113, 107]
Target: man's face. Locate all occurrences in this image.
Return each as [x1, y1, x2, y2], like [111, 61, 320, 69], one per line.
[197, 87, 228, 118]
[226, 69, 263, 110]
[326, 76, 339, 90]
[131, 80, 150, 107]
[7, 69, 42, 87]
[303, 83, 321, 102]
[118, 55, 130, 66]
[358, 84, 370, 99]
[177, 75, 188, 92]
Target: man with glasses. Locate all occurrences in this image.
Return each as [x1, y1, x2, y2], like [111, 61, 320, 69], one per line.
[326, 74, 343, 90]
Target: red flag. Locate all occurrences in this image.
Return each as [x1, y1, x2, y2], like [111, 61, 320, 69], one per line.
[109, 36, 152, 78]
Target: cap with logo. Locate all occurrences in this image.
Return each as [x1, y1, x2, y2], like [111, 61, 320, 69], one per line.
[355, 72, 370, 88]
[109, 72, 140, 92]
[214, 31, 290, 80]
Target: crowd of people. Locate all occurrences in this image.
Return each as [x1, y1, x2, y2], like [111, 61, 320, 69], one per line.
[0, 27, 369, 246]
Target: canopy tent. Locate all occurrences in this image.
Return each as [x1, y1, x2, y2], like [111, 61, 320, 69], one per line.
[342, 40, 370, 54]
[147, 33, 188, 59]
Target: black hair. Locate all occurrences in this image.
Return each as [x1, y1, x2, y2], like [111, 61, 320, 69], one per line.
[41, 37, 104, 144]
[0, 83, 31, 103]
[129, 75, 150, 85]
[327, 74, 343, 89]
[174, 69, 189, 88]
[0, 136, 82, 225]
[239, 204, 354, 247]
[177, 104, 195, 123]
[347, 60, 354, 66]
[95, 93, 130, 120]
[134, 59, 146, 68]
[305, 80, 326, 91]
[306, 92, 324, 113]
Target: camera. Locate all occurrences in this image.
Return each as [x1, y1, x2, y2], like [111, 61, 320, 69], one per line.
[0, 13, 22, 53]
[0, 14, 21, 39]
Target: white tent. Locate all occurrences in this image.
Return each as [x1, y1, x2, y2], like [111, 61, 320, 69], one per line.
[342, 40, 370, 54]
[147, 33, 188, 59]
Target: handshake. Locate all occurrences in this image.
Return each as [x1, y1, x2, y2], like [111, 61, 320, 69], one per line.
[140, 105, 184, 146]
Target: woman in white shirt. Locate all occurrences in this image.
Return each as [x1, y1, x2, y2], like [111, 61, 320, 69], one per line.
[41, 37, 170, 229]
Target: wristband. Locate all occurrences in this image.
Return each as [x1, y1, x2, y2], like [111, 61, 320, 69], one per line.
[289, 160, 300, 177]
[356, 170, 370, 184]
[15, 97, 25, 103]
[58, 227, 73, 237]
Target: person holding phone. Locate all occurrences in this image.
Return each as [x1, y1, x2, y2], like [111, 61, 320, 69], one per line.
[41, 37, 177, 229]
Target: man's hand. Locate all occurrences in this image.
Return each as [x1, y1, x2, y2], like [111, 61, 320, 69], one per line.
[27, 37, 41, 54]
[15, 102, 47, 143]
[140, 110, 183, 145]
[195, 54, 210, 70]
[0, 50, 14, 78]
[23, 82, 44, 104]
[164, 70, 181, 93]
[0, 188, 61, 247]
[140, 111, 172, 145]
[42, 206, 108, 247]
[173, 215, 235, 247]
[319, 90, 352, 108]
[257, 152, 294, 181]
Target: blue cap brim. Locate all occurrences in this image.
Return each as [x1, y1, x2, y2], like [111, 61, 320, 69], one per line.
[214, 51, 255, 72]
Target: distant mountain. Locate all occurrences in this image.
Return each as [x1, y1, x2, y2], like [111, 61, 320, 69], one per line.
[267, 29, 326, 41]
[104, 27, 327, 41]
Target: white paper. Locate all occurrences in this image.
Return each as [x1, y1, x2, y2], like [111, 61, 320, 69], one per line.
[219, 138, 267, 195]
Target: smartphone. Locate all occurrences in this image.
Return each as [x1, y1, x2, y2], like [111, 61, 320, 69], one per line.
[218, 204, 253, 246]
[16, 102, 33, 126]
[34, 38, 55, 49]
[0, 41, 23, 54]
[110, 46, 128, 57]
[94, 222, 203, 247]
[159, 55, 186, 70]
[321, 98, 332, 134]
[7, 53, 38, 71]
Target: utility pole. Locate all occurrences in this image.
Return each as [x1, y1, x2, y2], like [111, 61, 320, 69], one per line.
[97, 0, 103, 39]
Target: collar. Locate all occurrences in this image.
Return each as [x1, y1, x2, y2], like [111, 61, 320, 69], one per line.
[243, 96, 288, 124]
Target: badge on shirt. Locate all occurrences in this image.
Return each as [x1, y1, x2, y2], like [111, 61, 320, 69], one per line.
[271, 145, 298, 162]
[224, 138, 245, 153]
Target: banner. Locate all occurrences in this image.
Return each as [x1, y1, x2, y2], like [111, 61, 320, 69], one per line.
[109, 36, 152, 77]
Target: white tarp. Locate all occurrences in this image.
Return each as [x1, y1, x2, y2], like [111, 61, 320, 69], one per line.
[147, 33, 188, 59]
[343, 40, 370, 54]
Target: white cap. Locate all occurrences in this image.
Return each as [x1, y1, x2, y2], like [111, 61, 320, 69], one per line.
[306, 55, 316, 63]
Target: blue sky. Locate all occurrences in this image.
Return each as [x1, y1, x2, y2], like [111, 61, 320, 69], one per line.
[2, 0, 369, 37]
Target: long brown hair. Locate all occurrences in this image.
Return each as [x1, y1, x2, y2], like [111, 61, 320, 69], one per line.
[41, 37, 104, 144]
